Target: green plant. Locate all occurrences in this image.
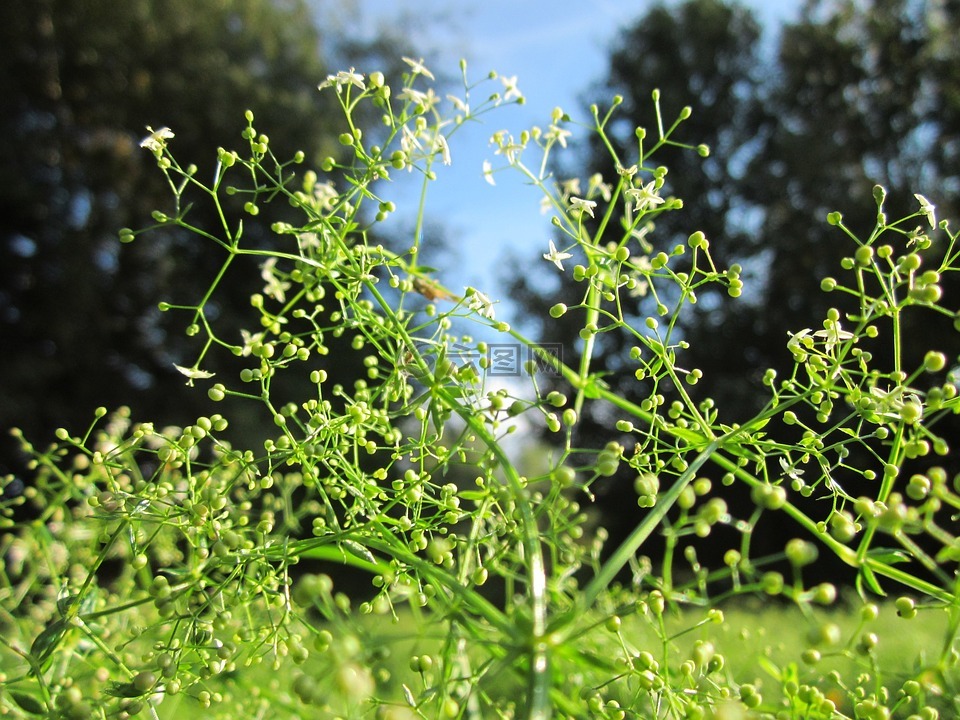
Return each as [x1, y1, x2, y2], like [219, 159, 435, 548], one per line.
[2, 58, 960, 719]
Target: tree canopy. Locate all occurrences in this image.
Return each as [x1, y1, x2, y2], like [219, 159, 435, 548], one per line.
[0, 0, 389, 472]
[509, 0, 960, 569]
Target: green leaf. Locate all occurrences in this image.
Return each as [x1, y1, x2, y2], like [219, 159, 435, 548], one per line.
[866, 547, 911, 565]
[29, 618, 68, 668]
[9, 691, 46, 715]
[341, 539, 376, 566]
[757, 655, 782, 681]
[582, 374, 610, 399]
[858, 564, 886, 597]
[105, 681, 146, 698]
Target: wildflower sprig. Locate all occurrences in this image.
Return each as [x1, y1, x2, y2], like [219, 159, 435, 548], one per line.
[3, 61, 959, 720]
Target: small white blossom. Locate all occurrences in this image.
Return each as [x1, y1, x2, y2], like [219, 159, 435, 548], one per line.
[500, 75, 522, 102]
[482, 160, 496, 186]
[173, 364, 215, 386]
[318, 68, 365, 92]
[915, 193, 936, 228]
[587, 173, 613, 202]
[543, 240, 573, 271]
[569, 196, 597, 218]
[812, 325, 855, 353]
[239, 328, 263, 357]
[430, 133, 449, 165]
[625, 181, 665, 213]
[398, 87, 439, 110]
[401, 124, 424, 157]
[466, 288, 496, 319]
[261, 257, 291, 303]
[140, 126, 174, 154]
[617, 164, 639, 178]
[491, 131, 526, 164]
[560, 178, 581, 198]
[402, 56, 435, 80]
[545, 124, 572, 148]
[447, 94, 469, 113]
[779, 456, 804, 483]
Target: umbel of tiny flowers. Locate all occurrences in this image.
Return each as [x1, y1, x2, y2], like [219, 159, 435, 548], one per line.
[543, 240, 573, 271]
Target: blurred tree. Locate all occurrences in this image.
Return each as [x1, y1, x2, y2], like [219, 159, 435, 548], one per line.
[0, 0, 396, 472]
[511, 0, 766, 449]
[509, 0, 960, 576]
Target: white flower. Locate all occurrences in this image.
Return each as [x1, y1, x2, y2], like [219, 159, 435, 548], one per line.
[318, 68, 365, 92]
[560, 178, 581, 198]
[401, 124, 424, 157]
[625, 181, 665, 213]
[239, 328, 263, 357]
[617, 164, 638, 178]
[466, 288, 496, 319]
[140, 126, 174, 154]
[482, 160, 496, 186]
[779, 456, 804, 483]
[545, 124, 572, 148]
[447, 94, 469, 113]
[491, 132, 525, 164]
[434, 133, 451, 165]
[569, 196, 597, 218]
[402, 56, 435, 80]
[500, 75, 522, 102]
[543, 240, 573, 271]
[261, 257, 291, 303]
[173, 364, 215, 386]
[587, 173, 612, 202]
[914, 193, 936, 228]
[398, 87, 440, 111]
[812, 325, 854, 353]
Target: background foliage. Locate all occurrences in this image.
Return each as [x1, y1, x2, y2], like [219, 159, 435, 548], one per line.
[510, 0, 960, 572]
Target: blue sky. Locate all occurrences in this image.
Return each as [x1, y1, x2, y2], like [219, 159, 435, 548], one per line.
[320, 0, 803, 308]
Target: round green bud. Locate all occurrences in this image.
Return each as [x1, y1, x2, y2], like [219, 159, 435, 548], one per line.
[597, 459, 619, 477]
[546, 391, 567, 407]
[552, 465, 576, 487]
[924, 351, 947, 373]
[132, 671, 157, 694]
[899, 401, 924, 425]
[549, 303, 568, 318]
[785, 538, 818, 567]
[895, 596, 917, 619]
[808, 622, 842, 647]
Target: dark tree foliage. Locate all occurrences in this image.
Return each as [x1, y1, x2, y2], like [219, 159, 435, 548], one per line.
[0, 0, 382, 472]
[509, 0, 960, 578]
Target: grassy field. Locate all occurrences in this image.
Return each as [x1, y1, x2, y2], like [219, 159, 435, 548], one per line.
[140, 595, 957, 719]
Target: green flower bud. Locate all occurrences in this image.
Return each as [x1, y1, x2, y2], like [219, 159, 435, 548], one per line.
[786, 538, 818, 567]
